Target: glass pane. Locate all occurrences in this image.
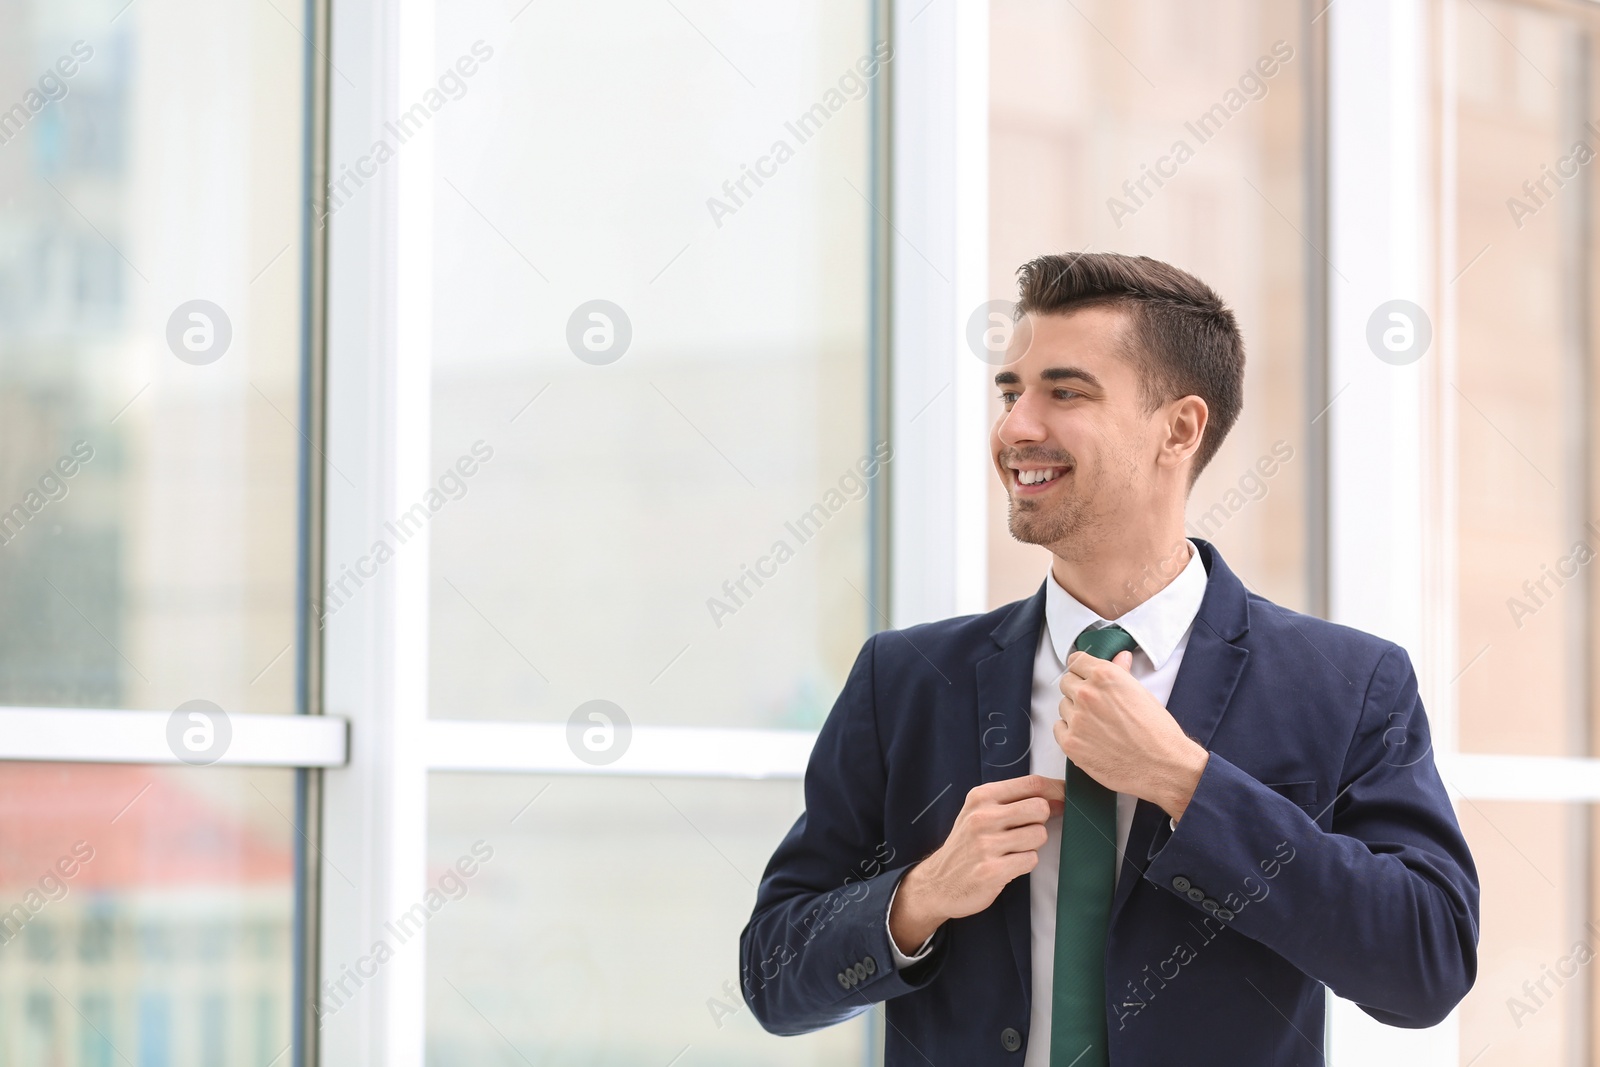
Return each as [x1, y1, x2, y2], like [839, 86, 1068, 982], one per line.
[986, 0, 1309, 611]
[0, 0, 308, 712]
[426, 773, 869, 1064]
[0, 764, 297, 1065]
[1455, 800, 1594, 1066]
[1444, 0, 1600, 756]
[426, 1, 881, 726]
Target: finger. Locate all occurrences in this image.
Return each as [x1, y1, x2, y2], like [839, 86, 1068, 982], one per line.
[994, 823, 1050, 855]
[994, 794, 1060, 828]
[1031, 788, 1066, 817]
[994, 850, 1040, 884]
[1112, 649, 1133, 671]
[983, 773, 1065, 805]
[1065, 649, 1099, 680]
[1057, 691, 1074, 723]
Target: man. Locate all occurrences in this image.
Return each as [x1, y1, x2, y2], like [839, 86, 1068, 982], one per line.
[738, 252, 1479, 1065]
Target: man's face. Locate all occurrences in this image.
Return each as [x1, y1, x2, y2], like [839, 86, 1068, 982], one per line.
[989, 305, 1169, 553]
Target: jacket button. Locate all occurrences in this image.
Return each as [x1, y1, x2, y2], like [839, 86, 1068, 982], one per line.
[1000, 1027, 1022, 1052]
[1185, 886, 1206, 903]
[837, 972, 850, 989]
[853, 962, 867, 981]
[1216, 908, 1236, 921]
[1171, 875, 1191, 893]
[863, 955, 877, 975]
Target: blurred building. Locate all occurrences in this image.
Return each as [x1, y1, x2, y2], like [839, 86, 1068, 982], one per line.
[0, 765, 293, 1066]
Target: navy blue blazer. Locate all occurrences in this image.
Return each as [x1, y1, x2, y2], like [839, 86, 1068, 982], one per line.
[739, 538, 1479, 1065]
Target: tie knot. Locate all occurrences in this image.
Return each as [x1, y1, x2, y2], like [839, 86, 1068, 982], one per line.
[1073, 623, 1138, 661]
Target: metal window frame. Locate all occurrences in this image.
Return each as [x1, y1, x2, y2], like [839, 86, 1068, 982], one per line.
[887, 0, 990, 631]
[1323, 1, 1456, 1062]
[0, 709, 345, 766]
[315, 0, 436, 1062]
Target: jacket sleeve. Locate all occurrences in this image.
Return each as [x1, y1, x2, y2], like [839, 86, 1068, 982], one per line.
[1141, 643, 1480, 1027]
[739, 632, 950, 1035]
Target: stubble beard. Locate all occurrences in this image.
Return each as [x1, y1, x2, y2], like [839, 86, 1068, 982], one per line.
[1006, 488, 1089, 548]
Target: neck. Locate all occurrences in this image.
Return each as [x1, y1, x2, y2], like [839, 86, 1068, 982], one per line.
[1049, 525, 1193, 620]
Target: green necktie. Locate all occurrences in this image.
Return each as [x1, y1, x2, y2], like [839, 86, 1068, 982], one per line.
[1050, 623, 1137, 1067]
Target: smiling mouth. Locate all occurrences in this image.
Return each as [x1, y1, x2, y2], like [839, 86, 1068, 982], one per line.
[1011, 466, 1069, 490]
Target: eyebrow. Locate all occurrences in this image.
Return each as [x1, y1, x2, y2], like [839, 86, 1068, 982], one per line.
[993, 367, 1105, 390]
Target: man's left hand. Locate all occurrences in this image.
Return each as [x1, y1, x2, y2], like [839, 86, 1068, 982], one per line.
[1055, 649, 1210, 822]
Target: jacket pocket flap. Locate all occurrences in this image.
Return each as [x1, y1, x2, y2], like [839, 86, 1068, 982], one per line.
[1263, 779, 1319, 810]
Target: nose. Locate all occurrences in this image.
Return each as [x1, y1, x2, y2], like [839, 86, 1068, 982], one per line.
[996, 389, 1047, 448]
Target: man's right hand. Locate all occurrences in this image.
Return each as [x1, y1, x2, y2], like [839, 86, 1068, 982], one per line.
[888, 774, 1065, 955]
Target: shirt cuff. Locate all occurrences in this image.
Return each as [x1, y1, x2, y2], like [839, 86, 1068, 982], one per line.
[885, 877, 936, 968]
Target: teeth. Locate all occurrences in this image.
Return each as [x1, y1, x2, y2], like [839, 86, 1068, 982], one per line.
[1017, 468, 1062, 485]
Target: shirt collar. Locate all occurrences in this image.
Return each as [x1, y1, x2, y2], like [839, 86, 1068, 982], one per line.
[1044, 537, 1209, 671]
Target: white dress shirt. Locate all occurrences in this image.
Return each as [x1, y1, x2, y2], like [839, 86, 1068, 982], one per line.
[886, 538, 1209, 1065]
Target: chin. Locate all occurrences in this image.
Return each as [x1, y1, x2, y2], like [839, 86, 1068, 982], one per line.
[1007, 503, 1081, 547]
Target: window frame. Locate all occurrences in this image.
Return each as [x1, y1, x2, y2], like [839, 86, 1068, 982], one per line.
[316, 0, 902, 1064]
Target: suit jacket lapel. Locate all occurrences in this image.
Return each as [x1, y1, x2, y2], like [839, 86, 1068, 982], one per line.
[973, 580, 1048, 999]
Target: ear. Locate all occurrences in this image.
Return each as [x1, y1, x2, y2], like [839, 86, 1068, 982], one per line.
[1162, 395, 1208, 472]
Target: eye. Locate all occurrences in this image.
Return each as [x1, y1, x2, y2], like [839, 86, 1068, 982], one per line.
[1054, 389, 1080, 401]
[997, 391, 1019, 404]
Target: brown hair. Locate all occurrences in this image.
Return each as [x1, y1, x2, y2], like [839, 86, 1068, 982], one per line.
[1014, 252, 1244, 487]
